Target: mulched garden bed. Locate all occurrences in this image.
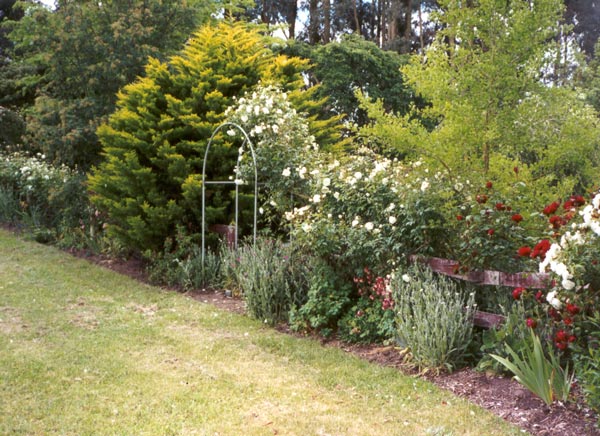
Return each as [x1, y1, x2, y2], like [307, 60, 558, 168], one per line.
[70, 248, 600, 436]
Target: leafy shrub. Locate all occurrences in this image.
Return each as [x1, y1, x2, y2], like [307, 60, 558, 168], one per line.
[574, 313, 600, 418]
[89, 21, 342, 254]
[337, 268, 396, 344]
[289, 148, 451, 281]
[222, 238, 310, 325]
[289, 259, 353, 338]
[0, 151, 90, 240]
[478, 301, 550, 373]
[392, 265, 476, 372]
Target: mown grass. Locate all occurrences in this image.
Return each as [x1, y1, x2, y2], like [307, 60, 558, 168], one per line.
[0, 229, 526, 435]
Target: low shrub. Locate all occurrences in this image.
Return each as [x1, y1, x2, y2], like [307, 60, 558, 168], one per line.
[289, 259, 353, 338]
[337, 268, 396, 344]
[392, 265, 476, 372]
[0, 151, 91, 242]
[146, 227, 221, 291]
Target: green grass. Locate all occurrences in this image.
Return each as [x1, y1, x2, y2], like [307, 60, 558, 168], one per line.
[0, 229, 526, 435]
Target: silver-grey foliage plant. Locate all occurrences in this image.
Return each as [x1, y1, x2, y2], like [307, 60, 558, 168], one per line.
[392, 265, 476, 372]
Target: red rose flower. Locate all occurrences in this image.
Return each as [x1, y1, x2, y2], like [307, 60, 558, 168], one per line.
[535, 291, 544, 303]
[563, 317, 573, 326]
[486, 181, 493, 189]
[476, 194, 488, 204]
[517, 246, 532, 257]
[526, 318, 537, 329]
[456, 215, 464, 221]
[513, 166, 519, 174]
[548, 307, 562, 321]
[543, 201, 560, 216]
[568, 335, 577, 343]
[531, 239, 551, 258]
[512, 287, 525, 300]
[511, 214, 523, 223]
[549, 215, 565, 229]
[566, 303, 580, 315]
[495, 202, 506, 211]
[487, 229, 495, 236]
[556, 341, 568, 350]
[555, 330, 568, 342]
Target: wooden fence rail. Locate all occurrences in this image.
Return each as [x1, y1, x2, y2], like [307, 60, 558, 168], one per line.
[409, 255, 552, 328]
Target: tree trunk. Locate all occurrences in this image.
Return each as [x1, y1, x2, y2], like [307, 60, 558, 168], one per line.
[323, 0, 331, 43]
[286, 0, 297, 39]
[309, 0, 320, 44]
[418, 0, 424, 53]
[403, 0, 412, 41]
[353, 0, 361, 35]
[261, 0, 269, 24]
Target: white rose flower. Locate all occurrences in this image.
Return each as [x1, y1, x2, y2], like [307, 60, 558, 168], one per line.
[402, 274, 411, 283]
[351, 218, 360, 227]
[322, 177, 331, 187]
[546, 291, 562, 309]
[312, 194, 321, 203]
[562, 279, 575, 290]
[388, 216, 397, 225]
[282, 167, 291, 177]
[365, 222, 374, 231]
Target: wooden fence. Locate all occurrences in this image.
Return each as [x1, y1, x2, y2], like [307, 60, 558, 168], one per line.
[410, 255, 552, 328]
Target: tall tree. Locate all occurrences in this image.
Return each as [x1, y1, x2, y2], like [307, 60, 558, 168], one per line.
[360, 0, 600, 195]
[2, 0, 215, 169]
[563, 0, 600, 60]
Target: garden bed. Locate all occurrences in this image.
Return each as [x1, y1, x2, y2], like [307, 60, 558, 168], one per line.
[70, 248, 600, 436]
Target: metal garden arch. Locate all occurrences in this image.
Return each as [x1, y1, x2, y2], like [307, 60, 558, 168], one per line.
[201, 122, 258, 266]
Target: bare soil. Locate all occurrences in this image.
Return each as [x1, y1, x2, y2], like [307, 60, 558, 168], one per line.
[70, 249, 600, 436]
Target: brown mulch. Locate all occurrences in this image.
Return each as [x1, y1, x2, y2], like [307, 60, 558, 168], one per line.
[69, 249, 600, 436]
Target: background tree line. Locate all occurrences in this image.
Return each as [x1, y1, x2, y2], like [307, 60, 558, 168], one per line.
[0, 0, 600, 170]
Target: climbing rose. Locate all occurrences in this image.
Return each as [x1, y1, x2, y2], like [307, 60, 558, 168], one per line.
[511, 214, 523, 223]
[512, 287, 525, 300]
[517, 246, 532, 257]
[526, 318, 537, 329]
[543, 201, 560, 216]
[566, 304, 580, 315]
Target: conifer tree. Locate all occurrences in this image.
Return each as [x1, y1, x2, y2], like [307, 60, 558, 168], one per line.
[88, 21, 342, 253]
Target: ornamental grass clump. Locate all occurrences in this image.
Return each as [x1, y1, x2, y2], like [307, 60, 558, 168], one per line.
[392, 265, 476, 372]
[223, 237, 310, 325]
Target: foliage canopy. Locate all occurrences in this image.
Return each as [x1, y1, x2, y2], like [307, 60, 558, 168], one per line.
[89, 21, 342, 253]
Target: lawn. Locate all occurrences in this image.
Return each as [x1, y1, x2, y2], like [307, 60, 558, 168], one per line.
[0, 229, 525, 435]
